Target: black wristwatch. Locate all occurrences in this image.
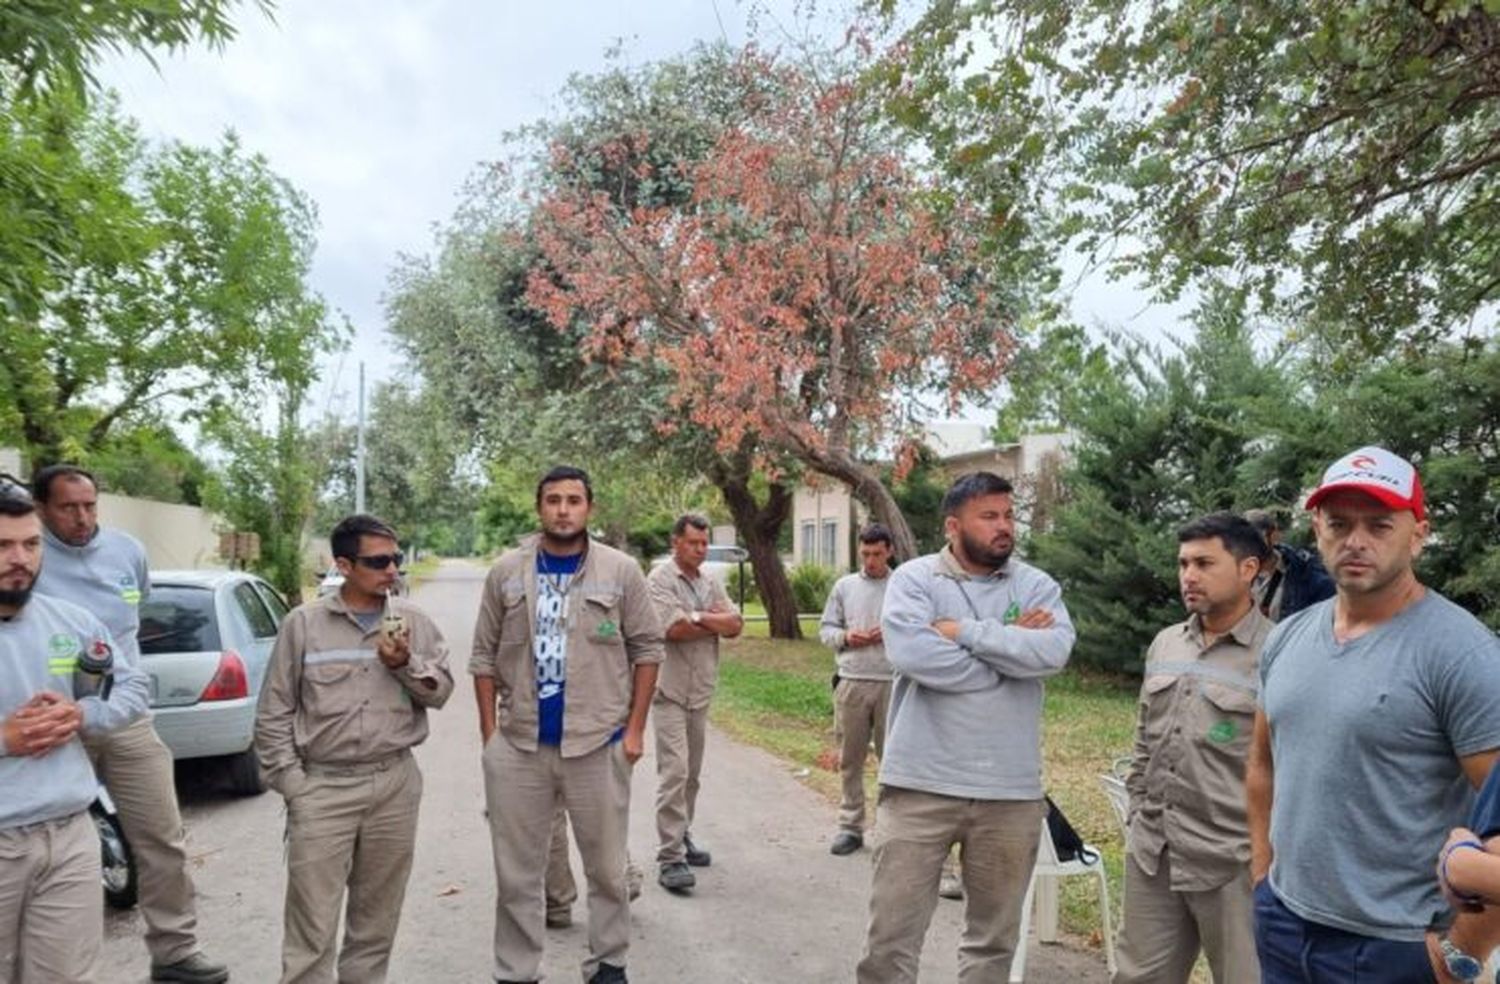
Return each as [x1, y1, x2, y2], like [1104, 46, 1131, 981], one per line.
[1439, 934, 1484, 982]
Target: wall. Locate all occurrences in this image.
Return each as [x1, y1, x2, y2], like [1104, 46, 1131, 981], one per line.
[98, 492, 224, 570]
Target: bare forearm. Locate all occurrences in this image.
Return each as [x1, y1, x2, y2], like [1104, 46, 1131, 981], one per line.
[473, 675, 497, 741]
[627, 662, 659, 734]
[1247, 712, 1274, 882]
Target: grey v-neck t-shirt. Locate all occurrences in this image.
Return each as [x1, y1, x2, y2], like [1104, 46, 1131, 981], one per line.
[1260, 591, 1500, 940]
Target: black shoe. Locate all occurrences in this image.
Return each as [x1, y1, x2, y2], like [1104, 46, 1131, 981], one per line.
[150, 954, 229, 984]
[545, 905, 572, 928]
[588, 964, 628, 984]
[658, 860, 696, 891]
[830, 831, 864, 856]
[683, 832, 712, 867]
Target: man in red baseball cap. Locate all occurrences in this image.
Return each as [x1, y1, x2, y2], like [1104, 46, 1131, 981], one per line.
[1247, 446, 1500, 983]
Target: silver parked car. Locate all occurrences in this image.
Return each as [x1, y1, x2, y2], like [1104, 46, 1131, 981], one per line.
[137, 570, 289, 795]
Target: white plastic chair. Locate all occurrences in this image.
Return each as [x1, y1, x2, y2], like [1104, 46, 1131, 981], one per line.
[1099, 773, 1130, 844]
[1009, 814, 1117, 982]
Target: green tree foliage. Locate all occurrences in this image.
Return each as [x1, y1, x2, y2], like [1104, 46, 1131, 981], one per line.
[89, 419, 209, 504]
[0, 87, 339, 466]
[1028, 293, 1310, 672]
[0, 0, 273, 100]
[880, 0, 1500, 356]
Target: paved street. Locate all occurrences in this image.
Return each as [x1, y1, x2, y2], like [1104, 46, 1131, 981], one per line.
[103, 559, 1110, 982]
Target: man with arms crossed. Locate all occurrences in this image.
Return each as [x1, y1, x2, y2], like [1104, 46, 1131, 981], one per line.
[820, 523, 895, 857]
[1, 475, 148, 982]
[1248, 447, 1500, 982]
[856, 471, 1076, 984]
[648, 513, 742, 892]
[1115, 513, 1268, 983]
[256, 514, 453, 983]
[471, 466, 663, 984]
[31, 464, 228, 984]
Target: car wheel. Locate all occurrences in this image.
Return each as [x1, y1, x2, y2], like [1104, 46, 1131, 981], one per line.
[93, 803, 138, 910]
[224, 749, 266, 796]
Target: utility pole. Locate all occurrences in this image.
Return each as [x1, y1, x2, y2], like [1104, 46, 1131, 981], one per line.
[355, 361, 366, 514]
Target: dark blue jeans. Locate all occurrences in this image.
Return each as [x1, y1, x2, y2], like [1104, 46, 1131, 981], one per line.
[1252, 878, 1438, 983]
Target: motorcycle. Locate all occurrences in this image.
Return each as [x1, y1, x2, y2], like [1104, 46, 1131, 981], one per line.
[92, 786, 138, 910]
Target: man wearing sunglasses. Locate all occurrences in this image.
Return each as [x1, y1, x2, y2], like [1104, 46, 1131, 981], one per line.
[256, 514, 453, 983]
[2, 475, 149, 982]
[31, 464, 229, 984]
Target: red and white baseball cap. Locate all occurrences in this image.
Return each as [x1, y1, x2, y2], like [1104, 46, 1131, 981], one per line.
[1304, 446, 1425, 521]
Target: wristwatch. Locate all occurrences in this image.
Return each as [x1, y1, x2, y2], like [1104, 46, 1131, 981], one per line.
[1439, 934, 1484, 982]
[690, 611, 702, 625]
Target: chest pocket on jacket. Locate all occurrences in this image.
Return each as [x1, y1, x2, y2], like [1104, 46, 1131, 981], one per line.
[1140, 674, 1180, 745]
[1199, 682, 1256, 753]
[582, 592, 623, 645]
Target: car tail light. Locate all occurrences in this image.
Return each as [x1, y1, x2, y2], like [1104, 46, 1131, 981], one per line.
[200, 650, 249, 701]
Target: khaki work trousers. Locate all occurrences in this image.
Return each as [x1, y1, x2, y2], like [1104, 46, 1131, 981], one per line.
[483, 736, 632, 982]
[835, 678, 890, 833]
[279, 751, 422, 984]
[653, 696, 708, 864]
[1113, 851, 1259, 984]
[546, 813, 641, 920]
[0, 811, 101, 984]
[857, 787, 1046, 984]
[85, 716, 200, 964]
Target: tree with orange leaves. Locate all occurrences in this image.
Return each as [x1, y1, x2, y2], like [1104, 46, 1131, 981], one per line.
[527, 45, 1017, 560]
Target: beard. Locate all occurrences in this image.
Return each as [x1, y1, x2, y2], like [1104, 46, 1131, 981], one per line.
[542, 524, 588, 547]
[959, 530, 1013, 571]
[0, 583, 33, 608]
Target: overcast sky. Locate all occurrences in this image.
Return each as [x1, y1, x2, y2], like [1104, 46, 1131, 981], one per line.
[99, 1, 1179, 426]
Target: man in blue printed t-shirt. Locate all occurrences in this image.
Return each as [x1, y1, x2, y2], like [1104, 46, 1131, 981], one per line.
[470, 466, 664, 984]
[1247, 446, 1500, 984]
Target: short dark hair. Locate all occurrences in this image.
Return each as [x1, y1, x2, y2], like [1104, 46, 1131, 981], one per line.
[0, 474, 36, 518]
[32, 464, 97, 502]
[535, 465, 593, 506]
[858, 523, 893, 547]
[941, 472, 1014, 517]
[1177, 512, 1265, 563]
[672, 513, 710, 537]
[330, 514, 399, 560]
[1243, 508, 1280, 538]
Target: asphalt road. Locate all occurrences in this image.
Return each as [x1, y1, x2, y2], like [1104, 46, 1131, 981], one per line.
[103, 559, 1110, 982]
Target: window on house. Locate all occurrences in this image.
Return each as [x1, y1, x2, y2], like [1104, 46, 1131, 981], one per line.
[821, 520, 838, 567]
[800, 522, 816, 565]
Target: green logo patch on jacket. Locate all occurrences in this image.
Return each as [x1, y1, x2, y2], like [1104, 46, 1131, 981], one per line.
[1003, 602, 1022, 625]
[1207, 720, 1238, 744]
[595, 619, 619, 639]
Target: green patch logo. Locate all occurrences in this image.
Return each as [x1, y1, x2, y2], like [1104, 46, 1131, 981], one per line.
[47, 633, 78, 658]
[1208, 720, 1238, 744]
[1002, 602, 1022, 625]
[595, 619, 619, 640]
[119, 575, 141, 605]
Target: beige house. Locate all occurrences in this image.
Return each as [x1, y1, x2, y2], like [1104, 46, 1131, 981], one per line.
[790, 427, 1074, 572]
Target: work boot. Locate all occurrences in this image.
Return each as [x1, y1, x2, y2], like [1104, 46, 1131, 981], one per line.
[683, 831, 711, 867]
[588, 964, 628, 984]
[830, 831, 863, 856]
[658, 861, 696, 892]
[150, 953, 230, 984]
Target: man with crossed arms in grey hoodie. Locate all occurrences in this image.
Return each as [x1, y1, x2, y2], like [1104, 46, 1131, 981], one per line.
[856, 471, 1076, 984]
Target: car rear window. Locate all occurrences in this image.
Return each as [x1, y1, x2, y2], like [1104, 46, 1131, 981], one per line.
[139, 586, 221, 654]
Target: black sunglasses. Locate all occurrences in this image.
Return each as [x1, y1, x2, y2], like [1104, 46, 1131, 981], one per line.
[354, 552, 404, 571]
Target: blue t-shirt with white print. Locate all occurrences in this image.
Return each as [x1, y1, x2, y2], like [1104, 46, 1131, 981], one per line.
[535, 550, 582, 745]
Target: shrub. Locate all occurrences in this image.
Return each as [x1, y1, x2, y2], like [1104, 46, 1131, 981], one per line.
[726, 563, 759, 606]
[788, 563, 836, 613]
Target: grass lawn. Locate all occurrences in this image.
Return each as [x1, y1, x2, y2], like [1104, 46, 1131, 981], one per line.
[711, 634, 1139, 948]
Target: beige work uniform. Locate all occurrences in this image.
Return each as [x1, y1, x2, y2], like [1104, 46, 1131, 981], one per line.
[647, 559, 737, 864]
[0, 812, 101, 983]
[470, 539, 663, 983]
[1114, 607, 1269, 984]
[255, 593, 453, 984]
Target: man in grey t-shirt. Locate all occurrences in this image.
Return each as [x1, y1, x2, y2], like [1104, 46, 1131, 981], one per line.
[1247, 447, 1500, 982]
